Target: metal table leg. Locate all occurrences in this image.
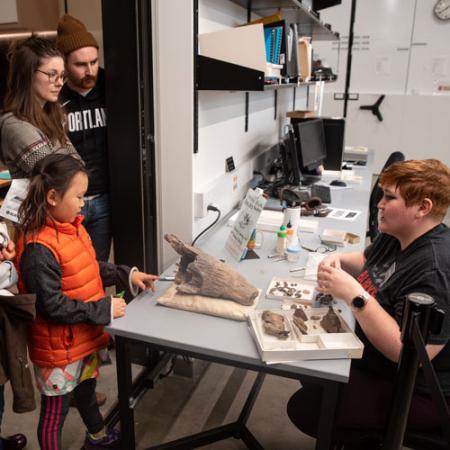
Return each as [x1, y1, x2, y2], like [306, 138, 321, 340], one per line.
[115, 336, 136, 450]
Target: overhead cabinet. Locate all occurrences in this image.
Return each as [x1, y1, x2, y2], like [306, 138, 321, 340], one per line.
[196, 0, 340, 92]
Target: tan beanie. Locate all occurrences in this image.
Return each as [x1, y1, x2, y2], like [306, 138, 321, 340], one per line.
[56, 14, 98, 55]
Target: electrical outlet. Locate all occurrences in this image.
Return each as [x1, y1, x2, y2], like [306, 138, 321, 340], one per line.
[194, 192, 209, 218]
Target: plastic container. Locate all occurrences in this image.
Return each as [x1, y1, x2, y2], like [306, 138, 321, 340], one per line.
[286, 245, 301, 262]
[276, 225, 287, 255]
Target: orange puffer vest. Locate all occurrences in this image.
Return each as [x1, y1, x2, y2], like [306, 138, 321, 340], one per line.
[24, 217, 109, 368]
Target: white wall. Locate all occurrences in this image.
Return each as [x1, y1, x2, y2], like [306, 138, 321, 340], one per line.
[312, 0, 450, 173]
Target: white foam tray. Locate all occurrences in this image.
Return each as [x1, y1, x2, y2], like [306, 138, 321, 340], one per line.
[248, 308, 364, 363]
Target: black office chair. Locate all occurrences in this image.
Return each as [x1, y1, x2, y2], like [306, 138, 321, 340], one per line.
[368, 151, 405, 242]
[402, 430, 449, 450]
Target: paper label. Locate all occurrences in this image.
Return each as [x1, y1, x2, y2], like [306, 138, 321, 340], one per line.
[0, 178, 30, 223]
[225, 188, 266, 261]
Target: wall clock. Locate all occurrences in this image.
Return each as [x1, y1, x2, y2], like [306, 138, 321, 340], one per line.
[434, 0, 450, 20]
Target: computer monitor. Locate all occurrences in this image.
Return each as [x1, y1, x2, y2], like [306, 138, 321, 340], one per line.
[291, 117, 345, 171]
[295, 119, 327, 175]
[280, 127, 302, 186]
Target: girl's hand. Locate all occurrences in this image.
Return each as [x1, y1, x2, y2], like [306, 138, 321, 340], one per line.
[112, 297, 127, 318]
[131, 271, 159, 292]
[0, 240, 16, 262]
[316, 264, 362, 304]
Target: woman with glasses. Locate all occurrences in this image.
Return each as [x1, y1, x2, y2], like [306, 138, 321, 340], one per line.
[0, 37, 80, 179]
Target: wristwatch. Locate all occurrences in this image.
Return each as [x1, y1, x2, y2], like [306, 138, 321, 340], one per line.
[351, 291, 370, 312]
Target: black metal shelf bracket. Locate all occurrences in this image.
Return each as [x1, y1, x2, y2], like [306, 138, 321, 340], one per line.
[360, 94, 385, 122]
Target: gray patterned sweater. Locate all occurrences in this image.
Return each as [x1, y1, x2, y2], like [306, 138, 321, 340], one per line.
[0, 112, 80, 178]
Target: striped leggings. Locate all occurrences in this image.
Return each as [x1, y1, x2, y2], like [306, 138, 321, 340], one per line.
[38, 378, 103, 450]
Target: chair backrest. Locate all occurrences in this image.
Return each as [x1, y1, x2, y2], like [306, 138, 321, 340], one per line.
[368, 151, 405, 242]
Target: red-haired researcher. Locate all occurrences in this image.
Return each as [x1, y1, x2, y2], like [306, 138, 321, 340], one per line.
[287, 159, 450, 449]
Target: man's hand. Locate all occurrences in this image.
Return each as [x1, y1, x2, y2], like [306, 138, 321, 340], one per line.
[0, 240, 16, 262]
[131, 271, 159, 292]
[112, 297, 126, 318]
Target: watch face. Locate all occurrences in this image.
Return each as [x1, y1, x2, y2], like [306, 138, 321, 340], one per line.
[434, 0, 450, 20]
[352, 296, 366, 309]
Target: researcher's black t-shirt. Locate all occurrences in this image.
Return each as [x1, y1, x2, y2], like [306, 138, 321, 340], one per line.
[353, 223, 450, 395]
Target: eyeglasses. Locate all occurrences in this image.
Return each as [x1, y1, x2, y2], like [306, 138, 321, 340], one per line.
[299, 242, 337, 254]
[36, 69, 66, 84]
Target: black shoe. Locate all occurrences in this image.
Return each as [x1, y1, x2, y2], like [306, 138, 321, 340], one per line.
[1, 433, 27, 450]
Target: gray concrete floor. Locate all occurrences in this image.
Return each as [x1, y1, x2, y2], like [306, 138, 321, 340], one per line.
[1, 355, 315, 449]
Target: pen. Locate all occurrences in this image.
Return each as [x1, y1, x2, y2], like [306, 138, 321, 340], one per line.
[289, 266, 306, 273]
[159, 276, 175, 282]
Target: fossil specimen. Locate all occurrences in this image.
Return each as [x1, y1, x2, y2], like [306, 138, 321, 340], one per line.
[262, 311, 290, 339]
[293, 306, 308, 322]
[293, 316, 308, 335]
[316, 293, 334, 306]
[320, 306, 342, 333]
[268, 281, 312, 299]
[164, 234, 258, 306]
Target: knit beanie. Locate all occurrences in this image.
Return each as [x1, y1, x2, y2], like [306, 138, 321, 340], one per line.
[56, 14, 98, 56]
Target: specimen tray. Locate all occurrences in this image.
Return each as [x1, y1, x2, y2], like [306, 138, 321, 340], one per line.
[248, 307, 364, 363]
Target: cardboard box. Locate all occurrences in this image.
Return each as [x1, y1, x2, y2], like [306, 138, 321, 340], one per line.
[286, 110, 318, 119]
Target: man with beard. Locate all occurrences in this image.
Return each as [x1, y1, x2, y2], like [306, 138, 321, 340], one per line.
[56, 15, 109, 409]
[57, 14, 111, 263]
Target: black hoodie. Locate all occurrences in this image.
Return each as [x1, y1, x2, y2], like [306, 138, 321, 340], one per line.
[60, 67, 109, 196]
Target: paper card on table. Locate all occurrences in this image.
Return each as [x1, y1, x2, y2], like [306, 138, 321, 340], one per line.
[225, 188, 267, 261]
[0, 178, 29, 223]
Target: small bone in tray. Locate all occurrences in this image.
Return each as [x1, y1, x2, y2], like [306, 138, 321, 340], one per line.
[289, 305, 344, 336]
[266, 277, 315, 303]
[262, 311, 290, 339]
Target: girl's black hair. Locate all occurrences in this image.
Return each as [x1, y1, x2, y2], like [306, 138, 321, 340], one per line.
[19, 154, 87, 238]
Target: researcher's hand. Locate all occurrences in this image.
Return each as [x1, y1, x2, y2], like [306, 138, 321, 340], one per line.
[112, 297, 127, 318]
[318, 252, 341, 270]
[0, 240, 16, 262]
[316, 264, 362, 304]
[131, 271, 159, 292]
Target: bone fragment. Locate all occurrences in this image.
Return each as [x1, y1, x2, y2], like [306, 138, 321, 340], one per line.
[293, 316, 308, 335]
[262, 311, 290, 339]
[320, 306, 342, 333]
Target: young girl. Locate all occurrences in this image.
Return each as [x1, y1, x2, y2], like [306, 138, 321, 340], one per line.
[18, 154, 158, 450]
